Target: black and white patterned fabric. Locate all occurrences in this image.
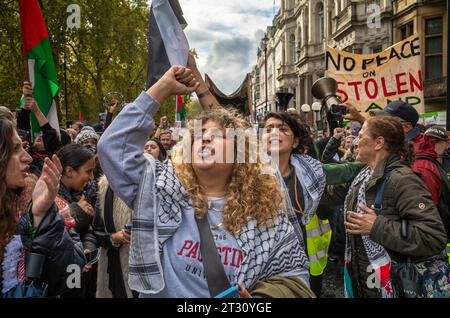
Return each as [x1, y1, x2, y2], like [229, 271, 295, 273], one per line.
[128, 154, 310, 295]
[343, 167, 394, 298]
[290, 154, 326, 225]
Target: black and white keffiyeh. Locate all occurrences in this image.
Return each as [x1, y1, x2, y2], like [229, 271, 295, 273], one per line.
[343, 167, 394, 298]
[290, 154, 326, 225]
[128, 155, 310, 295]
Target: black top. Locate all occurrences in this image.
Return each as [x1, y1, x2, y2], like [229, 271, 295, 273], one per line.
[283, 168, 306, 239]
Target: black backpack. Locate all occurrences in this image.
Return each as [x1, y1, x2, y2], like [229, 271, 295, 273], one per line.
[415, 155, 450, 240]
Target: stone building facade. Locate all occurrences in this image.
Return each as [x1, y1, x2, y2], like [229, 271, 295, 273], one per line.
[251, 0, 447, 124]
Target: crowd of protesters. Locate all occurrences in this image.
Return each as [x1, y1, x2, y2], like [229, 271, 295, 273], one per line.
[1, 56, 449, 298]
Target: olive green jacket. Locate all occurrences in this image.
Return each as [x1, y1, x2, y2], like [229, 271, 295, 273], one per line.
[249, 275, 316, 298]
[325, 154, 447, 297]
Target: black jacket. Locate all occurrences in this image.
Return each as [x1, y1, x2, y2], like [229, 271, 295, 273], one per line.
[321, 137, 342, 163]
[17, 109, 62, 177]
[57, 183, 97, 252]
[17, 203, 86, 297]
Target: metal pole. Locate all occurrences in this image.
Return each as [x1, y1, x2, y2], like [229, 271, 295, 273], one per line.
[447, 0, 450, 131]
[264, 43, 268, 114]
[64, 46, 68, 128]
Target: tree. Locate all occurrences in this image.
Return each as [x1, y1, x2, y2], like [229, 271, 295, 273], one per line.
[187, 98, 202, 117]
[0, 0, 149, 125]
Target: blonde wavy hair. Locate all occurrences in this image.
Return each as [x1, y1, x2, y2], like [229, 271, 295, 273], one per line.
[173, 108, 284, 235]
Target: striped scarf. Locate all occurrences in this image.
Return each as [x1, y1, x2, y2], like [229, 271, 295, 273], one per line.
[343, 167, 395, 298]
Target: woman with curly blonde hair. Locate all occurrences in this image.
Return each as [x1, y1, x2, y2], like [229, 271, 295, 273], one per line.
[174, 108, 283, 234]
[98, 66, 311, 298]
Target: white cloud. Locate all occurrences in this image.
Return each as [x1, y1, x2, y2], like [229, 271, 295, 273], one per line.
[180, 0, 280, 94]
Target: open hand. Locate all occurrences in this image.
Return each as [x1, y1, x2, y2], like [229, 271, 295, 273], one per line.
[32, 155, 63, 226]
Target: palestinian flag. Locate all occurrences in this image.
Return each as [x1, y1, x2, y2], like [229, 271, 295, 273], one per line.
[146, 0, 189, 89]
[19, 0, 60, 139]
[176, 95, 185, 121]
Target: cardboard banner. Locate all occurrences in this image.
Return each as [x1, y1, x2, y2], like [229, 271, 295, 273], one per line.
[325, 35, 425, 114]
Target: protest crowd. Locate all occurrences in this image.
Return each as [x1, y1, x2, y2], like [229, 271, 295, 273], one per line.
[1, 55, 450, 299]
[1, 0, 450, 300]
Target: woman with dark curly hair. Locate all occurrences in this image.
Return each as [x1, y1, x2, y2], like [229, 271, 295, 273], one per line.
[0, 107, 85, 298]
[261, 111, 364, 297]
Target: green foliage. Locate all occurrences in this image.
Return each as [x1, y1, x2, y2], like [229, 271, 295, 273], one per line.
[187, 98, 203, 118]
[0, 0, 149, 125]
[0, 1, 24, 110]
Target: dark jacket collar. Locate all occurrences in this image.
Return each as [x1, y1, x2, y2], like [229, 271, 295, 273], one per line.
[58, 182, 82, 203]
[371, 153, 403, 180]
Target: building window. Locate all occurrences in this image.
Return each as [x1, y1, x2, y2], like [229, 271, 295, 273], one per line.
[317, 3, 324, 41]
[297, 26, 302, 48]
[366, 0, 381, 7]
[425, 17, 443, 80]
[290, 34, 296, 64]
[372, 45, 382, 53]
[400, 21, 414, 40]
[292, 87, 297, 109]
[286, 0, 294, 10]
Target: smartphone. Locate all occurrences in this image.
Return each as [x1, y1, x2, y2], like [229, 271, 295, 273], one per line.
[124, 224, 133, 230]
[214, 285, 239, 298]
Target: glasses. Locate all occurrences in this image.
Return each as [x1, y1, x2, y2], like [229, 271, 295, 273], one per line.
[265, 126, 294, 136]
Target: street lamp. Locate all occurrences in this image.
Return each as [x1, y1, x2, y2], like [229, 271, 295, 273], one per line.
[301, 103, 311, 113]
[262, 35, 269, 114]
[311, 102, 322, 130]
[301, 104, 311, 128]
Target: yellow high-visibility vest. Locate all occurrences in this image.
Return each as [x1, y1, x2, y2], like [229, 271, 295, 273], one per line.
[305, 213, 332, 276]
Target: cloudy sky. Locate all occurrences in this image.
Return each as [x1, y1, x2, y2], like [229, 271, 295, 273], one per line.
[180, 0, 280, 94]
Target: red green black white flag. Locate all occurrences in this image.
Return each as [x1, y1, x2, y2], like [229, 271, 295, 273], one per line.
[19, 0, 60, 139]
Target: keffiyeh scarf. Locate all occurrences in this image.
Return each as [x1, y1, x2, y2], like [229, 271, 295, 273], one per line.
[343, 167, 395, 298]
[128, 155, 309, 295]
[1, 235, 25, 295]
[290, 154, 326, 225]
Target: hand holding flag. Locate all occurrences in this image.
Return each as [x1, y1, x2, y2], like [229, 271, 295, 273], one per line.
[22, 81, 38, 113]
[19, 0, 60, 139]
[22, 81, 49, 127]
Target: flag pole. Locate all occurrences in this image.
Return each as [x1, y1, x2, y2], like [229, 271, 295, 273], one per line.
[24, 60, 30, 83]
[446, 0, 450, 131]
